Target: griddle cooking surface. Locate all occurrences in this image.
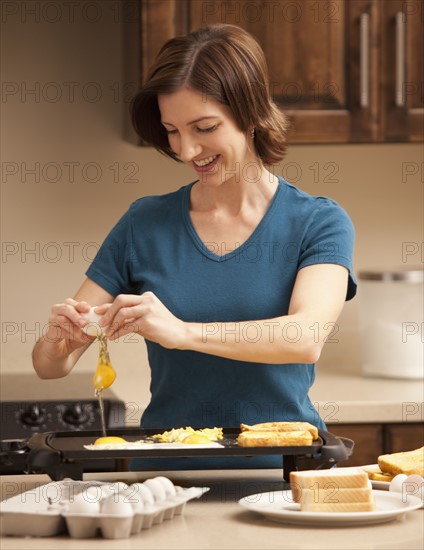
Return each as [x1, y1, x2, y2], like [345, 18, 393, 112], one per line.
[29, 428, 324, 459]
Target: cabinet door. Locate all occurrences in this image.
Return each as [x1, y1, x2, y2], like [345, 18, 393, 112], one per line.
[140, 0, 188, 82]
[326, 424, 383, 466]
[192, 0, 378, 143]
[385, 423, 424, 453]
[380, 0, 424, 141]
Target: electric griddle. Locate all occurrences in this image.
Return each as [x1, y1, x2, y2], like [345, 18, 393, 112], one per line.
[16, 428, 354, 481]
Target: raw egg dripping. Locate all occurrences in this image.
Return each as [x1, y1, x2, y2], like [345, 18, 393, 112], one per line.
[81, 307, 117, 439]
[93, 332, 116, 439]
[93, 334, 116, 392]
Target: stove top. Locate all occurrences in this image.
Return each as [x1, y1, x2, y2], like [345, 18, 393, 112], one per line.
[0, 398, 126, 440]
[0, 373, 127, 473]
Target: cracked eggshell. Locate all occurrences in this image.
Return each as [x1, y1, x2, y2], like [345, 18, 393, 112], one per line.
[81, 307, 103, 337]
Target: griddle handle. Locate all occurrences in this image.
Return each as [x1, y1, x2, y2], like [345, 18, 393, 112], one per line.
[281, 431, 354, 481]
[26, 432, 84, 481]
[319, 431, 354, 465]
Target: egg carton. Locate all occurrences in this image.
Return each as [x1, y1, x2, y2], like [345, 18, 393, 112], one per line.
[0, 477, 208, 539]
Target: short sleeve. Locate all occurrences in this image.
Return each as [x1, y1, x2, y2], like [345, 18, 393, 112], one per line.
[85, 207, 138, 297]
[298, 199, 357, 300]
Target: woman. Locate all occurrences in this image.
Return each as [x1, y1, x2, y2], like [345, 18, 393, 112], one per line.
[32, 24, 356, 469]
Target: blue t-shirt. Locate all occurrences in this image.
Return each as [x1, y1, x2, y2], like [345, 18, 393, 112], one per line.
[86, 177, 356, 469]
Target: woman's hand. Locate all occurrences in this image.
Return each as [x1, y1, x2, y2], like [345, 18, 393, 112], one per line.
[33, 279, 114, 379]
[45, 298, 95, 358]
[98, 292, 187, 349]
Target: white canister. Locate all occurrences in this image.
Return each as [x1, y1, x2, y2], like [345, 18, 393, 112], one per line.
[358, 268, 423, 379]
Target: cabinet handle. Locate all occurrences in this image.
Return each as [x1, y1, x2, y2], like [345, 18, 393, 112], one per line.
[395, 12, 405, 107]
[360, 13, 370, 107]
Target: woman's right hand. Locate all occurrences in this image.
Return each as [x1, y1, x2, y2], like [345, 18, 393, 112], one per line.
[33, 279, 114, 379]
[44, 298, 95, 358]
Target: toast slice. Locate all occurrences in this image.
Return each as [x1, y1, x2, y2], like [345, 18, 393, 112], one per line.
[290, 467, 370, 502]
[240, 421, 319, 440]
[237, 429, 313, 447]
[361, 465, 395, 482]
[300, 488, 374, 505]
[378, 446, 424, 476]
[302, 502, 375, 513]
[290, 467, 375, 512]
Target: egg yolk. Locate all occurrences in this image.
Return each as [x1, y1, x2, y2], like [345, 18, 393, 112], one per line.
[182, 434, 213, 445]
[94, 436, 127, 445]
[93, 360, 116, 391]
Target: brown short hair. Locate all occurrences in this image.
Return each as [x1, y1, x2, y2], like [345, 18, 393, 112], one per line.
[132, 24, 289, 165]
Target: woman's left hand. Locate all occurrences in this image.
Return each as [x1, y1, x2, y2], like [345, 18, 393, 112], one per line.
[97, 292, 187, 349]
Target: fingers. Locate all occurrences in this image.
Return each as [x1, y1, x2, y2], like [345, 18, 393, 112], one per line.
[99, 293, 156, 339]
[50, 303, 85, 328]
[99, 294, 145, 329]
[106, 319, 142, 341]
[94, 292, 182, 347]
[64, 299, 91, 313]
[48, 301, 93, 344]
[93, 303, 112, 316]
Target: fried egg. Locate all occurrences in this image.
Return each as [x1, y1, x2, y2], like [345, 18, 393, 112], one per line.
[94, 436, 127, 446]
[152, 426, 223, 443]
[182, 433, 212, 445]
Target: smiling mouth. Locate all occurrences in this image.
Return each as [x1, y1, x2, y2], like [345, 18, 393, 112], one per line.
[193, 155, 218, 167]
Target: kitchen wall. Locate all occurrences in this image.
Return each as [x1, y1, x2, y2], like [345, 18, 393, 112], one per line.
[2, 1, 423, 410]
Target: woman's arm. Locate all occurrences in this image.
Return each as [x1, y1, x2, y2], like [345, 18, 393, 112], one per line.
[183, 263, 349, 363]
[32, 278, 114, 379]
[102, 263, 349, 364]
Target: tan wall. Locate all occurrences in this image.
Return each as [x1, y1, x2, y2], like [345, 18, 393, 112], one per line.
[2, 2, 423, 409]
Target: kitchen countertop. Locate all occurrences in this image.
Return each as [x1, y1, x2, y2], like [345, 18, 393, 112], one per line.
[1, 470, 423, 550]
[1, 370, 423, 425]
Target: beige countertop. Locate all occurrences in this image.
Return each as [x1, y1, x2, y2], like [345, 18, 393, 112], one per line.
[1, 470, 423, 550]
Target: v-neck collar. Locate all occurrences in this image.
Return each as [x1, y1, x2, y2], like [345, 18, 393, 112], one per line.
[182, 178, 285, 262]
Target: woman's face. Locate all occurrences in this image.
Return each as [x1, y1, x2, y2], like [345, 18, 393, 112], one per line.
[158, 87, 257, 186]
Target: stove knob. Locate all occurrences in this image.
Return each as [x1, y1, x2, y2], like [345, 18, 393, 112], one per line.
[20, 404, 47, 426]
[62, 403, 89, 426]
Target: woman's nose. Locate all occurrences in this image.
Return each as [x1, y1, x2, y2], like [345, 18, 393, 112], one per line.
[177, 134, 202, 163]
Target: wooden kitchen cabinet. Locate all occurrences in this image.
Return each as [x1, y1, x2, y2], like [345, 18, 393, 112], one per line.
[381, 0, 424, 141]
[138, 0, 423, 143]
[328, 423, 384, 466]
[386, 423, 424, 453]
[328, 422, 424, 466]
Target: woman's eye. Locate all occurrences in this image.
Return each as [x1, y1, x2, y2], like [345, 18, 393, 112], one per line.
[164, 124, 218, 135]
[197, 125, 218, 133]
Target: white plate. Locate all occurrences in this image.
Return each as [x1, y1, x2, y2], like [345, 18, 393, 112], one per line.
[360, 464, 390, 490]
[238, 490, 422, 527]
